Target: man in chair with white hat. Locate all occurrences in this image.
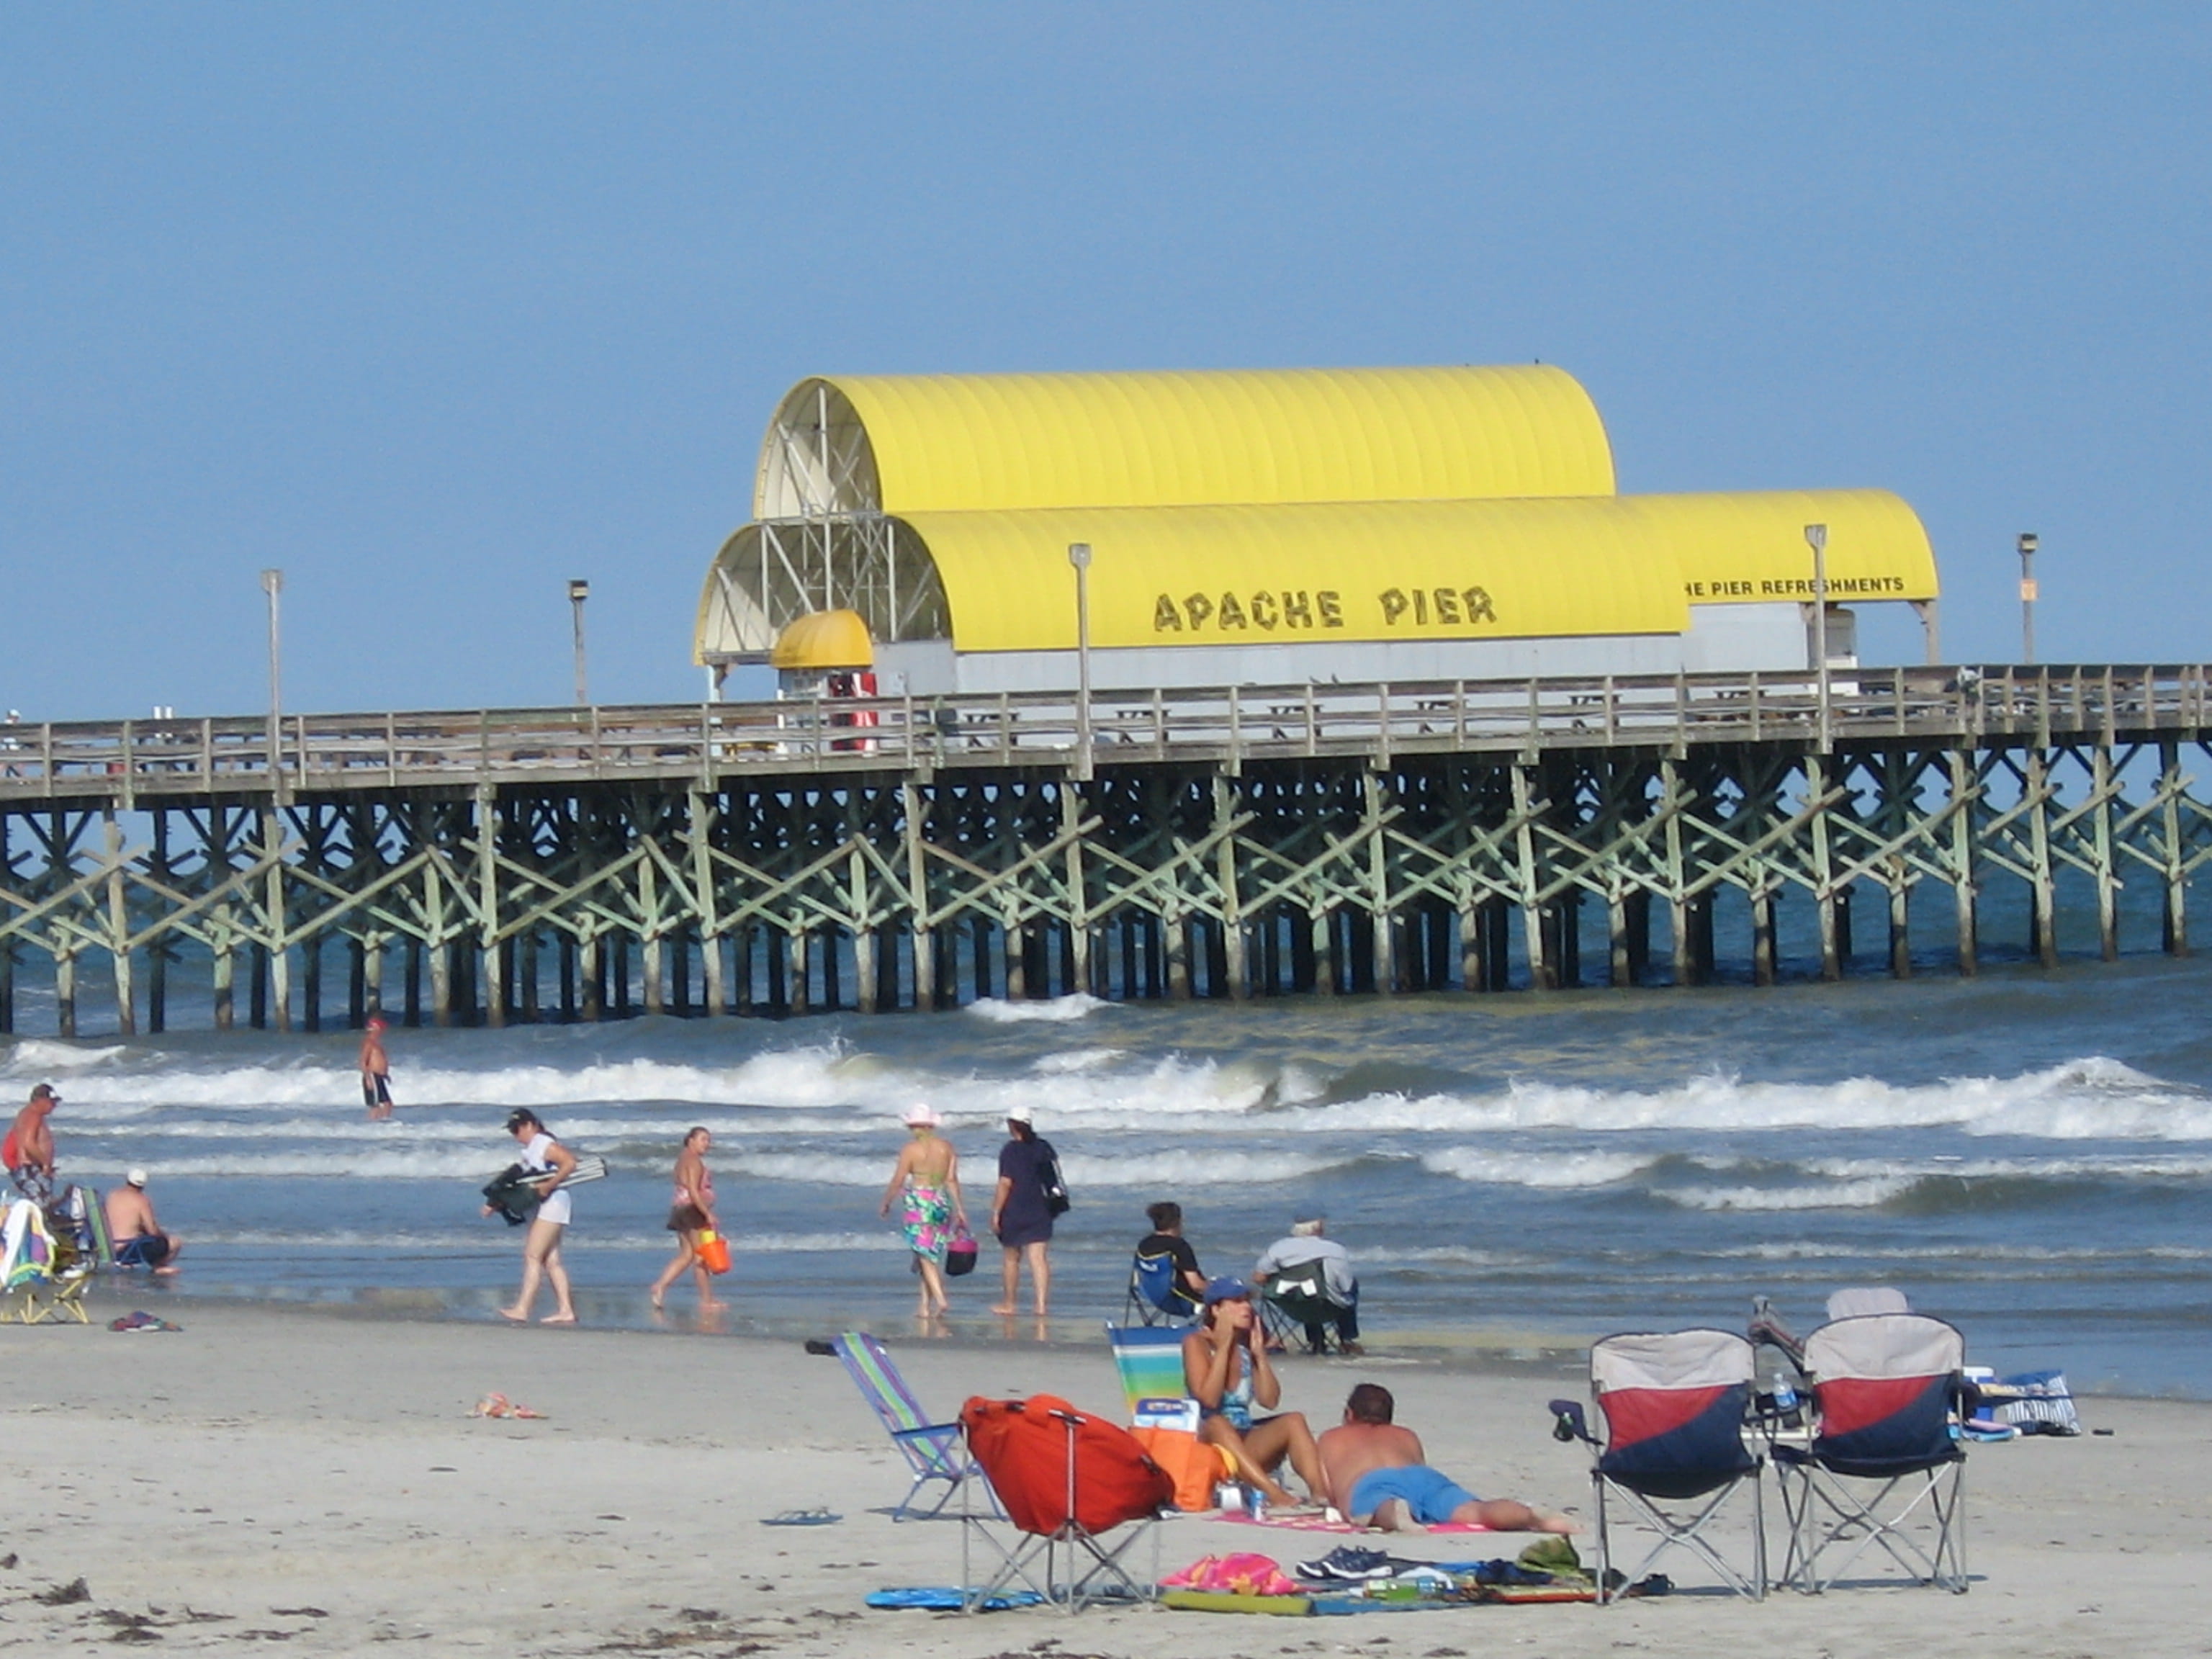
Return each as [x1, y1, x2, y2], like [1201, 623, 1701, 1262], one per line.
[104, 1169, 183, 1274]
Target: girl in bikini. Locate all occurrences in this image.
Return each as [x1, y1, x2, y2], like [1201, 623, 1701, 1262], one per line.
[1182, 1276, 1328, 1507]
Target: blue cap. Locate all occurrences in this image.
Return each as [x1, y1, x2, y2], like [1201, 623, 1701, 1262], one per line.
[1202, 1275, 1251, 1305]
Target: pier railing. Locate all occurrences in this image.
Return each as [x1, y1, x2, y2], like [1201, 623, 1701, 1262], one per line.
[1, 663, 2205, 803]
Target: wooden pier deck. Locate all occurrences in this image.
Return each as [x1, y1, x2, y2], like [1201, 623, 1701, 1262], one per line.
[3, 664, 2208, 1035]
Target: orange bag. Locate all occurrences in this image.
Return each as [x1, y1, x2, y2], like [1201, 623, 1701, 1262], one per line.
[1131, 1426, 1234, 1512]
[695, 1229, 732, 1274]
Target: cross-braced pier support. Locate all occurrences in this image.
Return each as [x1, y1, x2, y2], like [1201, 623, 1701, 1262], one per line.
[7, 727, 2212, 1034]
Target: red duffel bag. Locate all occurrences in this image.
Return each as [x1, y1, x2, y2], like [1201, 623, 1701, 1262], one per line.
[959, 1393, 1174, 1536]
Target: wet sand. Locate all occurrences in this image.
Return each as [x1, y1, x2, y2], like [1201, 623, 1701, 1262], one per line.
[0, 1295, 2202, 1655]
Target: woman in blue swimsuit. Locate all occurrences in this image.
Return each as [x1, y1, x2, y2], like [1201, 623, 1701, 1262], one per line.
[1181, 1276, 1328, 1507]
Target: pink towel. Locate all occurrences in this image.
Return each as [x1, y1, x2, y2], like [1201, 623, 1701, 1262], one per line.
[1160, 1552, 1301, 1596]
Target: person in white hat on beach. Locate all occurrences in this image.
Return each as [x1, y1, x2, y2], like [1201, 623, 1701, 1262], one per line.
[104, 1169, 184, 1274]
[989, 1104, 1063, 1318]
[881, 1103, 968, 1318]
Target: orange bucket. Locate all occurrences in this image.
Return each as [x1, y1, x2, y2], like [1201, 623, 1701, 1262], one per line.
[696, 1229, 732, 1274]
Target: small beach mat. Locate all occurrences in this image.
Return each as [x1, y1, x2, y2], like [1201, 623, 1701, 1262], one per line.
[866, 1588, 1045, 1612]
[1219, 1510, 1492, 1535]
[1161, 1589, 1314, 1616]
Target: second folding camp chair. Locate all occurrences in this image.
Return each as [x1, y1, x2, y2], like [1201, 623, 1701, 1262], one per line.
[1773, 1312, 1969, 1593]
[1569, 1327, 1767, 1602]
[959, 1393, 1174, 1611]
[1256, 1259, 1355, 1354]
[830, 1331, 997, 1521]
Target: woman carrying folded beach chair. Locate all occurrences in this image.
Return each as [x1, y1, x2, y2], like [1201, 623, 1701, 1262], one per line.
[1182, 1276, 1328, 1509]
[489, 1108, 577, 1326]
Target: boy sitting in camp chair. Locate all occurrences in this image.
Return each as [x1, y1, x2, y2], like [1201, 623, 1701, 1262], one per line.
[1128, 1201, 1205, 1323]
[1254, 1214, 1363, 1355]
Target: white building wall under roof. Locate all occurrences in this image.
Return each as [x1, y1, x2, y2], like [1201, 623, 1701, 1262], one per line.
[873, 602, 1822, 698]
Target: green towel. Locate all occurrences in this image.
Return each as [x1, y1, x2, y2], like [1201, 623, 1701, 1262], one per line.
[1516, 1536, 1589, 1583]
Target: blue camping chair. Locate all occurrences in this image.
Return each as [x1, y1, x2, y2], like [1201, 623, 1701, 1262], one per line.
[1124, 1247, 1199, 1326]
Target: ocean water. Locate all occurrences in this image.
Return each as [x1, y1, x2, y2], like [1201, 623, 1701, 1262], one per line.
[7, 949, 2212, 1398]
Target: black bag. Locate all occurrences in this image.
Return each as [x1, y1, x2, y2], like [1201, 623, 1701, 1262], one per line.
[1043, 1145, 1071, 1217]
[481, 1164, 541, 1228]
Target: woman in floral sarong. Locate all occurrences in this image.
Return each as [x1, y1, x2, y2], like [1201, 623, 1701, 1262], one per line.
[879, 1103, 968, 1318]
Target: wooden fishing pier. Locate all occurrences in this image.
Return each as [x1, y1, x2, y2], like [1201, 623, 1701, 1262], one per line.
[2, 664, 2208, 1036]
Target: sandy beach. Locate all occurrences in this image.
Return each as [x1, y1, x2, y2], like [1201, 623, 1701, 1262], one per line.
[0, 1291, 2199, 1657]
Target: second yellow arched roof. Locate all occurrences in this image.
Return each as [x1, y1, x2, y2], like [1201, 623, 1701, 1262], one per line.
[895, 487, 1934, 653]
[759, 364, 1617, 517]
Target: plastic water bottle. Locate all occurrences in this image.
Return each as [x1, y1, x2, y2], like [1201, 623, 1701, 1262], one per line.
[1772, 1379, 1797, 1415]
[1247, 1485, 1267, 1523]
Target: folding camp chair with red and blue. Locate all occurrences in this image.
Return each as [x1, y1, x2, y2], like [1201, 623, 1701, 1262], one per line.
[1773, 1313, 1969, 1593]
[958, 1393, 1174, 1611]
[830, 1332, 997, 1521]
[1570, 1328, 1767, 1602]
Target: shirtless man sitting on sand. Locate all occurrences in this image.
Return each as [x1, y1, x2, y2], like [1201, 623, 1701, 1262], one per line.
[104, 1169, 184, 1274]
[1317, 1382, 1576, 1535]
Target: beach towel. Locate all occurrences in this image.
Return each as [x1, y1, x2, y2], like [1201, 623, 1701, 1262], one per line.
[865, 1587, 1044, 1612]
[1161, 1552, 1300, 1596]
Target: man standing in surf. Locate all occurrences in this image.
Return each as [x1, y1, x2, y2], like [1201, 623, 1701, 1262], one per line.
[359, 1015, 393, 1120]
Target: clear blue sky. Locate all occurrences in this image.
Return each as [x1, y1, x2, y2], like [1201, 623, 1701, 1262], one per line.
[4, 4, 2206, 718]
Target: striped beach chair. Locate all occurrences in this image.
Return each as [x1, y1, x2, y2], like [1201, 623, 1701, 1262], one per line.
[1105, 1323, 1192, 1420]
[830, 1332, 995, 1521]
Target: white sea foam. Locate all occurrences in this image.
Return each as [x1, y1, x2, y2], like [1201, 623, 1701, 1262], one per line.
[964, 994, 1107, 1024]
[1658, 1176, 1920, 1212]
[20, 1034, 2212, 1150]
[0, 1039, 136, 1074]
[1275, 1056, 2212, 1142]
[1419, 1147, 1657, 1189]
[1033, 1048, 1123, 1074]
[724, 1146, 1339, 1189]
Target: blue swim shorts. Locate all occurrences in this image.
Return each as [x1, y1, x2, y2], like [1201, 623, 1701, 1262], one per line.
[1346, 1464, 1478, 1525]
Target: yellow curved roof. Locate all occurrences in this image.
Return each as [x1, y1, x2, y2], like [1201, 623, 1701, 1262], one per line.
[770, 364, 1616, 516]
[896, 498, 1684, 652]
[770, 608, 873, 669]
[1647, 488, 1939, 606]
[894, 488, 1934, 653]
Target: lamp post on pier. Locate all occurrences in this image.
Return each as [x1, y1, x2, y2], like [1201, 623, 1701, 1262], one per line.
[569, 578, 591, 706]
[260, 568, 284, 781]
[2018, 533, 2038, 665]
[1804, 523, 1830, 752]
[1068, 542, 1093, 778]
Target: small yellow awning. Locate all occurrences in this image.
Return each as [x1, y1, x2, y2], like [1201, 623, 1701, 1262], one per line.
[769, 608, 874, 670]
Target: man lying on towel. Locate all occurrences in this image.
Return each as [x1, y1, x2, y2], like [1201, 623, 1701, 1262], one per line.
[1317, 1383, 1576, 1534]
